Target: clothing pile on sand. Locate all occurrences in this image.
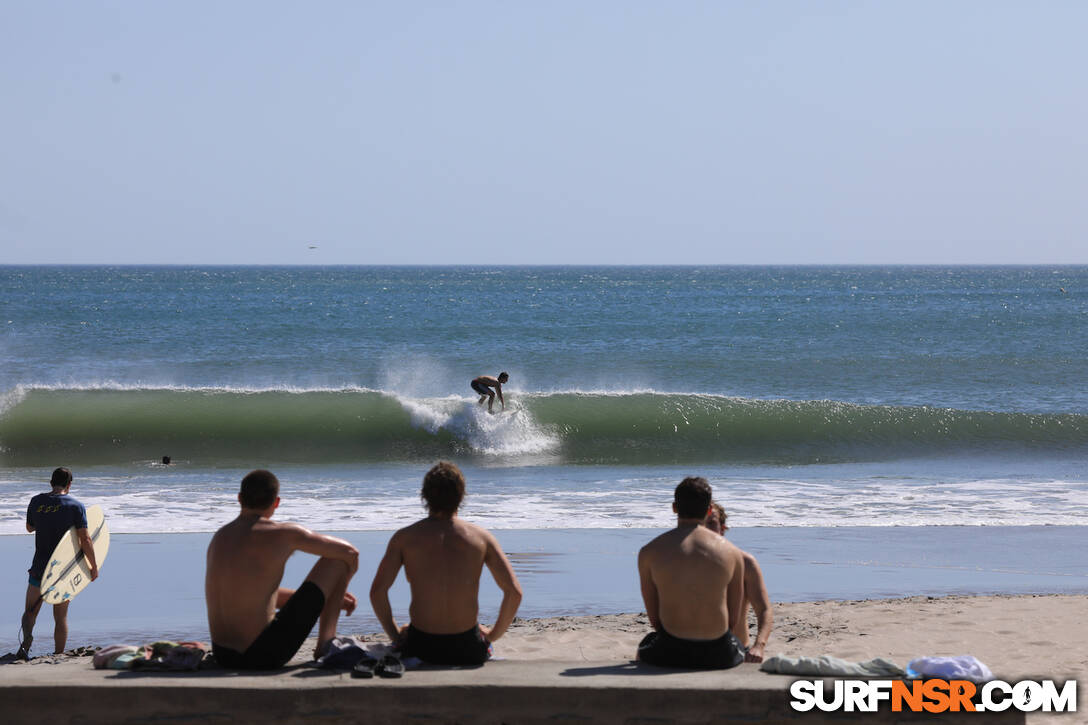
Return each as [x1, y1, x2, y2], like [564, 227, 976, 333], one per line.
[92, 641, 209, 671]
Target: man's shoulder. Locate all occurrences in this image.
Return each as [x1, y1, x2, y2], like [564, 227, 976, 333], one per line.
[253, 518, 309, 539]
[401, 517, 489, 538]
[455, 517, 489, 535]
[214, 516, 305, 540]
[639, 529, 675, 557]
[709, 533, 743, 557]
[385, 519, 427, 547]
[396, 517, 432, 535]
[739, 548, 763, 571]
[452, 518, 498, 548]
[642, 528, 671, 545]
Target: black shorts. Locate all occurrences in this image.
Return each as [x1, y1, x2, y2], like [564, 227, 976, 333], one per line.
[471, 380, 492, 396]
[400, 624, 490, 666]
[637, 628, 744, 670]
[212, 581, 326, 670]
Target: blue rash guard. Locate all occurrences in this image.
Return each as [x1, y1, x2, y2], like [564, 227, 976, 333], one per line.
[26, 492, 88, 581]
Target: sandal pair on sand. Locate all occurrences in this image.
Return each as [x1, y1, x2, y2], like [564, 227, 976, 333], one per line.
[352, 653, 404, 679]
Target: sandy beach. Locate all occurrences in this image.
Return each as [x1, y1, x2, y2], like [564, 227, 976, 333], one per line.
[3, 593, 1081, 723]
[8, 594, 1085, 679]
[496, 594, 1088, 681]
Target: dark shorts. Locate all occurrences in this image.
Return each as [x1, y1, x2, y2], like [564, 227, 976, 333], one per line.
[637, 628, 745, 670]
[28, 574, 41, 588]
[212, 581, 326, 670]
[471, 380, 492, 396]
[400, 624, 491, 666]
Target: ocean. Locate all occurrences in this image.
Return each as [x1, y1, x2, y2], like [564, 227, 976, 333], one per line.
[2, 265, 1086, 533]
[2, 265, 1087, 644]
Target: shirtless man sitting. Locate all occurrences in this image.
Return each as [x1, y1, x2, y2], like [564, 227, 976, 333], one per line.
[705, 501, 774, 663]
[470, 372, 508, 413]
[206, 469, 359, 669]
[370, 461, 522, 665]
[637, 476, 745, 669]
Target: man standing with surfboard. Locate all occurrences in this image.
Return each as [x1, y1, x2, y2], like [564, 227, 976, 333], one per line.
[20, 467, 98, 659]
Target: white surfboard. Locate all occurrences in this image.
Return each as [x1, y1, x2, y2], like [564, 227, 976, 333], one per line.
[38, 504, 110, 605]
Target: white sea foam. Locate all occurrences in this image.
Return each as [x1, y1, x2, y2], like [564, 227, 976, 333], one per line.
[0, 385, 28, 419]
[2, 468, 1087, 535]
[395, 395, 460, 435]
[392, 394, 561, 456]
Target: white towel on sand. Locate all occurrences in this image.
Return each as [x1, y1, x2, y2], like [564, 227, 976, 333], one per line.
[761, 654, 907, 677]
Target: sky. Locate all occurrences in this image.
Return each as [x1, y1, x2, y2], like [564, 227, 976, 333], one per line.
[2, 1, 1087, 265]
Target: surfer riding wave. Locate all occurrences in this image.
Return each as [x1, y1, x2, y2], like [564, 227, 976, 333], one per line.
[471, 372, 508, 414]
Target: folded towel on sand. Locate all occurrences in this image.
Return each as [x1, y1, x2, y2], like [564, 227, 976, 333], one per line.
[761, 655, 907, 677]
[907, 656, 993, 682]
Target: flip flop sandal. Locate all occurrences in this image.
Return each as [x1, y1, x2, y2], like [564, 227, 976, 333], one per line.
[352, 656, 378, 679]
[376, 654, 404, 678]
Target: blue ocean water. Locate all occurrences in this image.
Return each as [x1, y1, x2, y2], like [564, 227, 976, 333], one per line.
[1, 265, 1086, 533]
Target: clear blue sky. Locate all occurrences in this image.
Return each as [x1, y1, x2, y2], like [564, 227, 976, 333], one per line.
[2, 1, 1086, 264]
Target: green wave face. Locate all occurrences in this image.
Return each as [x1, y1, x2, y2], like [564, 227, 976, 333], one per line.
[0, 388, 456, 466]
[529, 392, 1088, 463]
[1, 387, 1086, 467]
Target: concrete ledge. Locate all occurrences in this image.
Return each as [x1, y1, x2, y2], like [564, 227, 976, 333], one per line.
[1, 660, 1026, 724]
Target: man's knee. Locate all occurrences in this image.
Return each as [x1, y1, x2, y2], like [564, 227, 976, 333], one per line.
[306, 556, 351, 597]
[53, 602, 70, 622]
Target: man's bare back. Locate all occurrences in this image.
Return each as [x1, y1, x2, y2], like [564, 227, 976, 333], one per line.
[385, 517, 502, 634]
[639, 524, 743, 640]
[636, 476, 746, 669]
[205, 470, 358, 669]
[370, 461, 521, 665]
[207, 517, 310, 650]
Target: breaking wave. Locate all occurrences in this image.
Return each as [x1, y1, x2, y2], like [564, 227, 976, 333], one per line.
[1, 385, 1085, 466]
